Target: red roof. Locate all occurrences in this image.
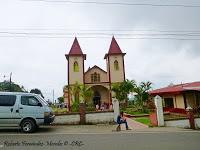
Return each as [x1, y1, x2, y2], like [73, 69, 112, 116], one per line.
[65, 37, 86, 60]
[104, 36, 125, 59]
[108, 36, 122, 54]
[68, 37, 83, 55]
[149, 81, 200, 96]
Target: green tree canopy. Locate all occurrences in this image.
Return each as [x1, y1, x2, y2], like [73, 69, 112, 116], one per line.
[0, 81, 25, 92]
[112, 79, 136, 102]
[57, 96, 64, 104]
[30, 88, 44, 98]
[133, 81, 152, 111]
[64, 82, 93, 104]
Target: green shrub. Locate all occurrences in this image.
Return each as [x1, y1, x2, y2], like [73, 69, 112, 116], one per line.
[71, 101, 79, 112]
[86, 103, 96, 112]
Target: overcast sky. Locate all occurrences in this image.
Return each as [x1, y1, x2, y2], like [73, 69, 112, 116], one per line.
[0, 0, 200, 101]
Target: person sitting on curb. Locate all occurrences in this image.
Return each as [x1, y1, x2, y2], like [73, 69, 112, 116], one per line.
[117, 111, 131, 130]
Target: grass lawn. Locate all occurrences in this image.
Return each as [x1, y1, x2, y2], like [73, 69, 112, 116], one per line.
[134, 117, 151, 126]
[123, 107, 150, 115]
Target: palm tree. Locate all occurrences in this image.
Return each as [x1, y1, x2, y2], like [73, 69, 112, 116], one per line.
[112, 79, 136, 107]
[133, 81, 152, 112]
[79, 85, 93, 104]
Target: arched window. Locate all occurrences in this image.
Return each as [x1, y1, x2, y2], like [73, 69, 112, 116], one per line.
[91, 72, 100, 82]
[73, 61, 79, 72]
[114, 60, 119, 70]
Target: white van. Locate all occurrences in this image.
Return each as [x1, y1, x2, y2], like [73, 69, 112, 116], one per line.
[0, 92, 55, 133]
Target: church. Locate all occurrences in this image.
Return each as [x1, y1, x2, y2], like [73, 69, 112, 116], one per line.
[64, 37, 126, 109]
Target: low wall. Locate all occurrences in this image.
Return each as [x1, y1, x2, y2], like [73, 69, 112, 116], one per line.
[53, 111, 114, 125]
[54, 113, 80, 125]
[86, 111, 114, 124]
[195, 118, 200, 129]
[164, 117, 200, 129]
[165, 119, 190, 128]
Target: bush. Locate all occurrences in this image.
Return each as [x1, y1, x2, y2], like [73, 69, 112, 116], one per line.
[52, 108, 68, 114]
[71, 101, 79, 112]
[86, 103, 96, 112]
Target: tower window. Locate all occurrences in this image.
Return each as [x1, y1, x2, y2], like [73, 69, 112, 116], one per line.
[73, 61, 79, 72]
[91, 72, 100, 82]
[114, 60, 119, 70]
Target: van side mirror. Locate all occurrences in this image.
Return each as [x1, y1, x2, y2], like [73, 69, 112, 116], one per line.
[38, 102, 43, 107]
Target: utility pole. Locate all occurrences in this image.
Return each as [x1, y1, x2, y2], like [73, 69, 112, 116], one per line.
[53, 89, 55, 104]
[9, 72, 12, 92]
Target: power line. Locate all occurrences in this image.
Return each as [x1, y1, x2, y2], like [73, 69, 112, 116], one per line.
[1, 31, 200, 36]
[0, 31, 200, 36]
[21, 0, 200, 8]
[1, 35, 200, 40]
[1, 28, 200, 33]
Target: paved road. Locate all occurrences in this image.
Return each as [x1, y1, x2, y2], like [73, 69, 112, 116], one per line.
[0, 126, 200, 150]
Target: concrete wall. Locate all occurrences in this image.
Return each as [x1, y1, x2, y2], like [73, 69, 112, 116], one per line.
[86, 112, 114, 124]
[53, 111, 114, 125]
[195, 118, 200, 129]
[165, 119, 190, 128]
[54, 113, 80, 125]
[165, 118, 200, 129]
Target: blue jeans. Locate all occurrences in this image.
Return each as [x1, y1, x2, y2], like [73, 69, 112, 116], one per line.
[118, 119, 128, 129]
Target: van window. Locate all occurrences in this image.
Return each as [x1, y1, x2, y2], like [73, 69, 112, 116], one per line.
[21, 96, 40, 106]
[0, 95, 16, 106]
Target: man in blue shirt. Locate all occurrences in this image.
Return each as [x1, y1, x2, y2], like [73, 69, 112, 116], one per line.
[117, 111, 130, 130]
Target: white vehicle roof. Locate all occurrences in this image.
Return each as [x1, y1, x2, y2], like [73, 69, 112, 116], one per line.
[0, 92, 39, 96]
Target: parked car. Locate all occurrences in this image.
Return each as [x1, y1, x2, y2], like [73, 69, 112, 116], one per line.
[0, 92, 55, 133]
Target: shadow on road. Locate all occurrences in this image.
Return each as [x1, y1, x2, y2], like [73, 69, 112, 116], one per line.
[0, 126, 55, 134]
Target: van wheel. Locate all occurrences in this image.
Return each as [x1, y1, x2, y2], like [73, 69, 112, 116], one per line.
[21, 119, 36, 133]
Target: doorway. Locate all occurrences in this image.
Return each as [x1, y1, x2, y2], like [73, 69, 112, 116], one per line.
[93, 91, 101, 107]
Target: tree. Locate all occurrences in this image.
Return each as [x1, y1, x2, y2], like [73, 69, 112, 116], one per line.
[70, 82, 81, 103]
[57, 96, 64, 104]
[79, 84, 93, 104]
[112, 79, 136, 105]
[30, 88, 44, 98]
[133, 81, 152, 112]
[0, 81, 25, 92]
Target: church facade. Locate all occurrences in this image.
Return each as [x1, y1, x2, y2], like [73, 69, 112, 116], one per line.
[64, 37, 126, 108]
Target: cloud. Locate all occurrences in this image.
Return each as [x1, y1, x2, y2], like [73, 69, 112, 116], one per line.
[0, 0, 200, 100]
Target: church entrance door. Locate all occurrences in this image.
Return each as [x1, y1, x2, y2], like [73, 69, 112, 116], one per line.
[93, 91, 101, 107]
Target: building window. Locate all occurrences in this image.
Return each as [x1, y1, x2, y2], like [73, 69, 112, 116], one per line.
[91, 72, 100, 82]
[73, 61, 79, 72]
[114, 60, 119, 70]
[164, 98, 174, 108]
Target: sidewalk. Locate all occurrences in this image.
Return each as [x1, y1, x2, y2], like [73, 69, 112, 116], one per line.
[126, 118, 149, 130]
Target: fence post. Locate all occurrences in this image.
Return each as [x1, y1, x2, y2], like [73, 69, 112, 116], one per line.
[112, 98, 120, 122]
[186, 107, 195, 129]
[154, 95, 164, 126]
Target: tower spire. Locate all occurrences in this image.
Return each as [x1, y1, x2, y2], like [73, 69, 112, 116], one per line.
[65, 37, 86, 60]
[104, 36, 125, 59]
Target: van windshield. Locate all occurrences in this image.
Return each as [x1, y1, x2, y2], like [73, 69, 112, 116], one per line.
[36, 95, 49, 106]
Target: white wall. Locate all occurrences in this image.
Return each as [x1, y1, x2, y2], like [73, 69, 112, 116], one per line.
[53, 111, 114, 125]
[54, 114, 80, 125]
[165, 119, 190, 128]
[86, 112, 114, 124]
[195, 118, 200, 129]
